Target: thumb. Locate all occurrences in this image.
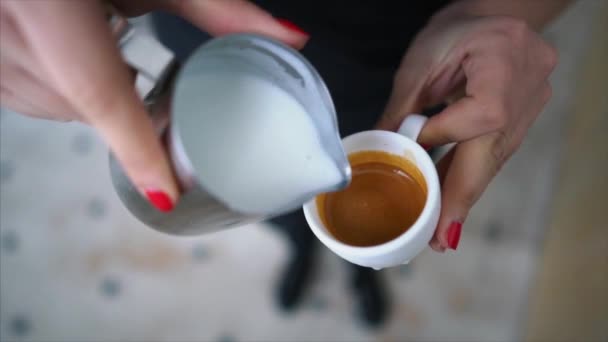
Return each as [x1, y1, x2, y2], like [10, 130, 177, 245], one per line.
[431, 133, 505, 251]
[167, 0, 310, 49]
[14, 0, 178, 212]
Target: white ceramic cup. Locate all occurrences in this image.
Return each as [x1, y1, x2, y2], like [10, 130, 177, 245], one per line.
[303, 114, 441, 269]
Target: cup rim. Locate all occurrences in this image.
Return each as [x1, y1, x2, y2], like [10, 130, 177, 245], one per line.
[303, 130, 440, 257]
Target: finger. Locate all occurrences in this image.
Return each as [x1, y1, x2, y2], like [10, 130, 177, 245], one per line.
[376, 38, 466, 132]
[435, 147, 456, 187]
[166, 0, 310, 49]
[433, 133, 507, 250]
[417, 48, 515, 147]
[417, 96, 497, 146]
[375, 67, 427, 132]
[12, 0, 178, 211]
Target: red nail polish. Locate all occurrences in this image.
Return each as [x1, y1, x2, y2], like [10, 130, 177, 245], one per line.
[145, 190, 174, 212]
[420, 144, 431, 151]
[277, 18, 309, 36]
[447, 221, 462, 250]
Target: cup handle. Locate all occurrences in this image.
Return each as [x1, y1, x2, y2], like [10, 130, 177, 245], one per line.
[396, 114, 427, 142]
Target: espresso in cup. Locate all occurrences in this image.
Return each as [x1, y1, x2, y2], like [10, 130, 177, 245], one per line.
[316, 150, 427, 247]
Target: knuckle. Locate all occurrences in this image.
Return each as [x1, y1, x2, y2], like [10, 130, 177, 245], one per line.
[75, 84, 130, 122]
[120, 153, 151, 177]
[460, 185, 480, 209]
[506, 138, 523, 160]
[488, 131, 509, 173]
[113, 142, 165, 185]
[491, 58, 515, 84]
[459, 175, 485, 209]
[484, 104, 509, 131]
[497, 17, 530, 43]
[542, 44, 559, 73]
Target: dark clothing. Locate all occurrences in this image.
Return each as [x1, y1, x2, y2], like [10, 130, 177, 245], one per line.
[251, 0, 449, 68]
[152, 0, 449, 139]
[153, 1, 449, 67]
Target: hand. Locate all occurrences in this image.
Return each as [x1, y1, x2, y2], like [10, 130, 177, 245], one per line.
[0, 0, 308, 212]
[377, 12, 557, 251]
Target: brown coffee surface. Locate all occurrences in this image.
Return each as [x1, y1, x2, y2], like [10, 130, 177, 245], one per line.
[317, 150, 427, 247]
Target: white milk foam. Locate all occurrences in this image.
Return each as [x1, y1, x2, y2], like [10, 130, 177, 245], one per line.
[178, 72, 342, 213]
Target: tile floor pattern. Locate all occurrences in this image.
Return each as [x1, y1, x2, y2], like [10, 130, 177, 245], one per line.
[0, 2, 597, 341]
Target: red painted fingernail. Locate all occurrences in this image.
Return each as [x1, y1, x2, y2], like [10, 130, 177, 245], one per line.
[145, 189, 174, 212]
[420, 144, 431, 151]
[277, 18, 309, 36]
[447, 221, 462, 250]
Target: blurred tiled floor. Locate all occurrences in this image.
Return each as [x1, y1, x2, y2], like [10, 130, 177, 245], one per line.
[525, 3, 608, 340]
[0, 1, 602, 341]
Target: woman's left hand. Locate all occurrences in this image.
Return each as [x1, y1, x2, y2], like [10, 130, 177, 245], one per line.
[376, 10, 557, 251]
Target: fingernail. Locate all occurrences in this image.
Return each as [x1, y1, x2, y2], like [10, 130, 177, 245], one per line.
[277, 18, 309, 36]
[145, 189, 174, 212]
[420, 144, 432, 151]
[447, 221, 462, 250]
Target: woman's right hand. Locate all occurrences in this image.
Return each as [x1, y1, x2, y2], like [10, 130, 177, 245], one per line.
[0, 0, 308, 211]
[376, 6, 557, 252]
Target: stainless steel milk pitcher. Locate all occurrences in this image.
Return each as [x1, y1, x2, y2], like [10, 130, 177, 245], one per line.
[109, 18, 350, 235]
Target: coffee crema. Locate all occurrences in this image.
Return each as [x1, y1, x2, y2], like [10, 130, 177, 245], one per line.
[316, 150, 427, 247]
